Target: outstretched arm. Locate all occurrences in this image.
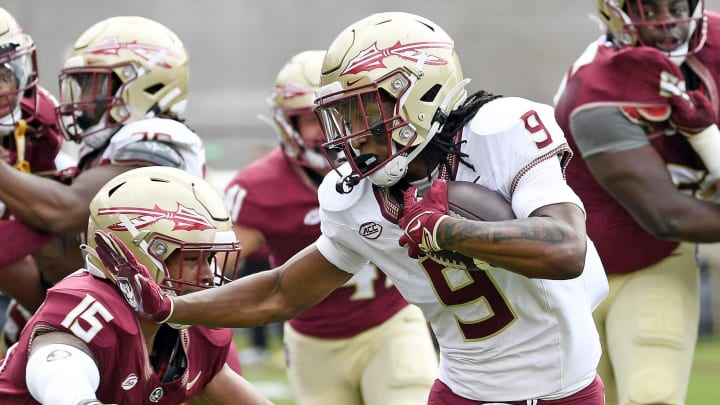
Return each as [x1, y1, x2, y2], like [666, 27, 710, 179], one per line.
[93, 231, 352, 327]
[171, 244, 352, 327]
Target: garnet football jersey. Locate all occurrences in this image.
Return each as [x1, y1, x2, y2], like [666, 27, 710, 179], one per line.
[553, 17, 720, 273]
[0, 271, 231, 404]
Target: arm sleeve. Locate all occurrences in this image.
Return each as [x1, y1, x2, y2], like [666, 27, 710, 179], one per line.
[26, 343, 100, 405]
[570, 106, 649, 158]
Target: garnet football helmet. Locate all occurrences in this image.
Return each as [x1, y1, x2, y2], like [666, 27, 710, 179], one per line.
[56, 16, 189, 148]
[86, 166, 241, 294]
[270, 50, 330, 171]
[597, 0, 706, 56]
[0, 7, 38, 135]
[314, 12, 468, 189]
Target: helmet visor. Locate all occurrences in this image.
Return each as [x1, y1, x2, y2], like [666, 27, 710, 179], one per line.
[0, 48, 37, 127]
[315, 80, 409, 178]
[56, 66, 128, 142]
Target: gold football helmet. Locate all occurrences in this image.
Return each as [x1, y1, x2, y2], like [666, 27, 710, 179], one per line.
[597, 0, 706, 54]
[86, 166, 241, 294]
[56, 16, 189, 148]
[315, 12, 468, 188]
[0, 7, 38, 134]
[270, 50, 330, 170]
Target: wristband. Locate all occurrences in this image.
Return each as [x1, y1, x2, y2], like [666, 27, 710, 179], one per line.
[429, 215, 449, 251]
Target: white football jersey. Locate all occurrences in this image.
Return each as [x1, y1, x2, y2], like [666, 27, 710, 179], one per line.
[316, 97, 608, 401]
[78, 118, 206, 178]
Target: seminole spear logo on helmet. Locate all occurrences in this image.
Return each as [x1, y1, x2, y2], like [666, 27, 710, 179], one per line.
[98, 203, 216, 231]
[86, 38, 178, 69]
[341, 41, 453, 75]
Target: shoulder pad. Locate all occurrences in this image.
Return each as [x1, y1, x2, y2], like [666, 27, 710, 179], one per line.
[110, 118, 201, 147]
[576, 46, 681, 105]
[112, 140, 185, 169]
[470, 97, 553, 135]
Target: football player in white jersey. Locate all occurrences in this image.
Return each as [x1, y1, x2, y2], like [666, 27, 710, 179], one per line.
[95, 12, 609, 404]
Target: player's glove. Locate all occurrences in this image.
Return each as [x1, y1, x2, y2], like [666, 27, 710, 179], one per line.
[661, 72, 720, 185]
[93, 230, 174, 323]
[398, 179, 450, 259]
[667, 89, 717, 136]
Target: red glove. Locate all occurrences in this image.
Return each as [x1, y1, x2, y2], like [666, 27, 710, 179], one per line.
[398, 179, 449, 259]
[93, 230, 173, 323]
[668, 90, 717, 136]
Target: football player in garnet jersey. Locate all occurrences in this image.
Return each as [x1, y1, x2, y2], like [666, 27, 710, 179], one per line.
[0, 6, 69, 324]
[0, 166, 270, 405]
[0, 15, 241, 375]
[553, 1, 720, 404]
[224, 50, 437, 404]
[96, 12, 608, 404]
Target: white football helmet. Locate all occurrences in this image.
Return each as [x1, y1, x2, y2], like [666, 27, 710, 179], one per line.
[0, 7, 38, 135]
[597, 0, 706, 58]
[270, 50, 330, 171]
[86, 166, 241, 294]
[56, 16, 189, 149]
[314, 12, 468, 188]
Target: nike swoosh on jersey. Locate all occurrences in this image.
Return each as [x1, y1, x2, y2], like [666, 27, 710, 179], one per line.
[186, 371, 203, 391]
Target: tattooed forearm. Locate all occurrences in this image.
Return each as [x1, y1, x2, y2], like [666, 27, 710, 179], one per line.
[440, 218, 567, 247]
[431, 203, 587, 279]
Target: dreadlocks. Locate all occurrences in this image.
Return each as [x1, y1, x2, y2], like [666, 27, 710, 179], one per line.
[421, 90, 503, 179]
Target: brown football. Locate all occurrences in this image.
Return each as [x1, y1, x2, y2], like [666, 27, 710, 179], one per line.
[419, 181, 515, 269]
[445, 181, 514, 221]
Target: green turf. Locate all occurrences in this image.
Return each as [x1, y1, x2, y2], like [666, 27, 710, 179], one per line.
[687, 336, 720, 404]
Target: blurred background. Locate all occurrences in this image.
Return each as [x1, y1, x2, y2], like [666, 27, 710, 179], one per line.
[0, 0, 652, 171]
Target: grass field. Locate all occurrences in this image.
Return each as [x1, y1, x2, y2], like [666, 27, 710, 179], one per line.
[687, 335, 720, 404]
[238, 333, 720, 405]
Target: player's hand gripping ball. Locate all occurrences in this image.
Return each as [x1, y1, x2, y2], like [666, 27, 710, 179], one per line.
[399, 179, 515, 269]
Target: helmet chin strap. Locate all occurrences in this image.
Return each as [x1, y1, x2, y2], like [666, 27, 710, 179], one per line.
[366, 78, 471, 188]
